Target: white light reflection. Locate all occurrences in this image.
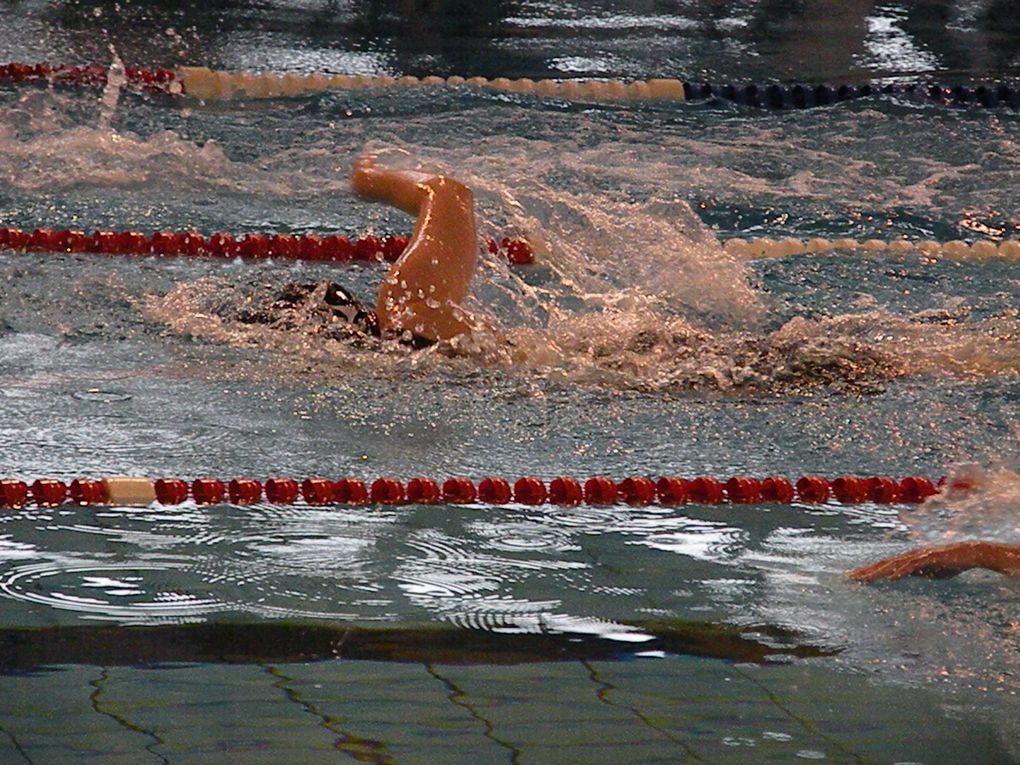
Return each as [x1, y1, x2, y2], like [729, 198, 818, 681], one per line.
[505, 12, 696, 31]
[0, 534, 39, 561]
[635, 518, 748, 564]
[393, 526, 646, 642]
[549, 56, 620, 74]
[861, 9, 940, 74]
[223, 45, 394, 77]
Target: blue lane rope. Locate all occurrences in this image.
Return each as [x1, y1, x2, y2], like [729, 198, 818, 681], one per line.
[681, 81, 1020, 109]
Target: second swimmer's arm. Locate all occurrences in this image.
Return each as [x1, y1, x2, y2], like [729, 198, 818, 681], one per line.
[352, 155, 478, 343]
[849, 541, 1020, 582]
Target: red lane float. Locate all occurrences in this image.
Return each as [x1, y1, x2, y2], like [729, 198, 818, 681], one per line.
[831, 476, 868, 504]
[795, 475, 830, 504]
[513, 476, 547, 505]
[407, 477, 441, 504]
[192, 477, 226, 505]
[724, 476, 761, 504]
[370, 477, 404, 505]
[549, 476, 583, 505]
[442, 477, 477, 503]
[761, 476, 794, 503]
[0, 226, 535, 265]
[618, 476, 656, 505]
[0, 480, 28, 508]
[898, 476, 937, 503]
[478, 477, 512, 504]
[0, 61, 179, 94]
[689, 476, 724, 504]
[0, 474, 948, 508]
[31, 479, 66, 507]
[656, 476, 689, 505]
[229, 478, 263, 504]
[154, 478, 188, 505]
[333, 478, 368, 504]
[265, 478, 299, 504]
[584, 476, 617, 505]
[301, 478, 334, 505]
[865, 476, 899, 503]
[69, 478, 107, 505]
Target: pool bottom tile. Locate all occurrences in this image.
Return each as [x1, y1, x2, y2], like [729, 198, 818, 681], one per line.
[1, 656, 1018, 765]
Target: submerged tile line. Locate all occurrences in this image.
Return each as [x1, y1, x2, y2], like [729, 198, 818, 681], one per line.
[580, 659, 712, 764]
[262, 664, 402, 765]
[0, 724, 33, 765]
[576, 534, 674, 629]
[87, 667, 169, 765]
[577, 540, 652, 606]
[424, 663, 523, 765]
[732, 665, 866, 764]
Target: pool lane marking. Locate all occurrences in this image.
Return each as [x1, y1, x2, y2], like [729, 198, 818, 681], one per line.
[87, 667, 169, 765]
[723, 236, 1020, 262]
[0, 227, 534, 265]
[1, 226, 1017, 265]
[579, 659, 712, 762]
[732, 664, 866, 764]
[263, 664, 403, 765]
[0, 725, 31, 765]
[1, 474, 941, 509]
[3, 62, 1018, 110]
[167, 68, 1020, 111]
[176, 66, 687, 103]
[424, 664, 525, 764]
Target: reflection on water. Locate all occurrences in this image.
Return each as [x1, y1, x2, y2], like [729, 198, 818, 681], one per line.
[0, 499, 893, 630]
[0, 617, 831, 671]
[1, 0, 1019, 81]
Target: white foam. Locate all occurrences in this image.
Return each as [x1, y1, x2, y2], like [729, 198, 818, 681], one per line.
[902, 463, 1020, 544]
[0, 91, 344, 197]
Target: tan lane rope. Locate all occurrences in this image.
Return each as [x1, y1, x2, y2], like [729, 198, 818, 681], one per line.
[722, 237, 1020, 261]
[176, 66, 687, 103]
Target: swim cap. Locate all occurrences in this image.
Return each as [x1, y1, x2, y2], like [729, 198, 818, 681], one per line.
[323, 282, 380, 337]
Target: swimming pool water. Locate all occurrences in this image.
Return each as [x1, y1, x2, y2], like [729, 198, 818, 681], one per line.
[1, 1, 1020, 762]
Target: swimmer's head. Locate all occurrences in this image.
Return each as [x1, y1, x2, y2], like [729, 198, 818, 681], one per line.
[324, 282, 380, 337]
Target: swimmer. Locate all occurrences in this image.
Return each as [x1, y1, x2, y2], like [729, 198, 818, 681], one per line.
[849, 541, 1020, 582]
[231, 151, 481, 349]
[352, 151, 479, 344]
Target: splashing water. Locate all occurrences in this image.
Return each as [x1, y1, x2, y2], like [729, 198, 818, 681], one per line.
[0, 85, 344, 198]
[0, 122, 256, 194]
[4, 89, 1020, 395]
[902, 463, 1020, 544]
[444, 137, 766, 328]
[146, 266, 1020, 395]
[98, 46, 126, 132]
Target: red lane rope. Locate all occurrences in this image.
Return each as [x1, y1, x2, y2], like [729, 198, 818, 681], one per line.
[0, 474, 942, 509]
[0, 227, 535, 264]
[0, 62, 179, 94]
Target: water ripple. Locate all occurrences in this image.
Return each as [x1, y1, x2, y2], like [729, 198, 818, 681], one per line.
[0, 558, 224, 621]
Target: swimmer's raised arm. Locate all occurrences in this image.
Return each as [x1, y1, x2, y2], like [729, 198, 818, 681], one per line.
[352, 153, 478, 343]
[849, 540, 1020, 582]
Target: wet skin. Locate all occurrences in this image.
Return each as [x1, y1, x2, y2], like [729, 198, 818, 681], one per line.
[351, 153, 478, 343]
[850, 540, 1020, 582]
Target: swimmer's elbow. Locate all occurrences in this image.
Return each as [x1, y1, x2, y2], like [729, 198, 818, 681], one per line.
[428, 175, 473, 204]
